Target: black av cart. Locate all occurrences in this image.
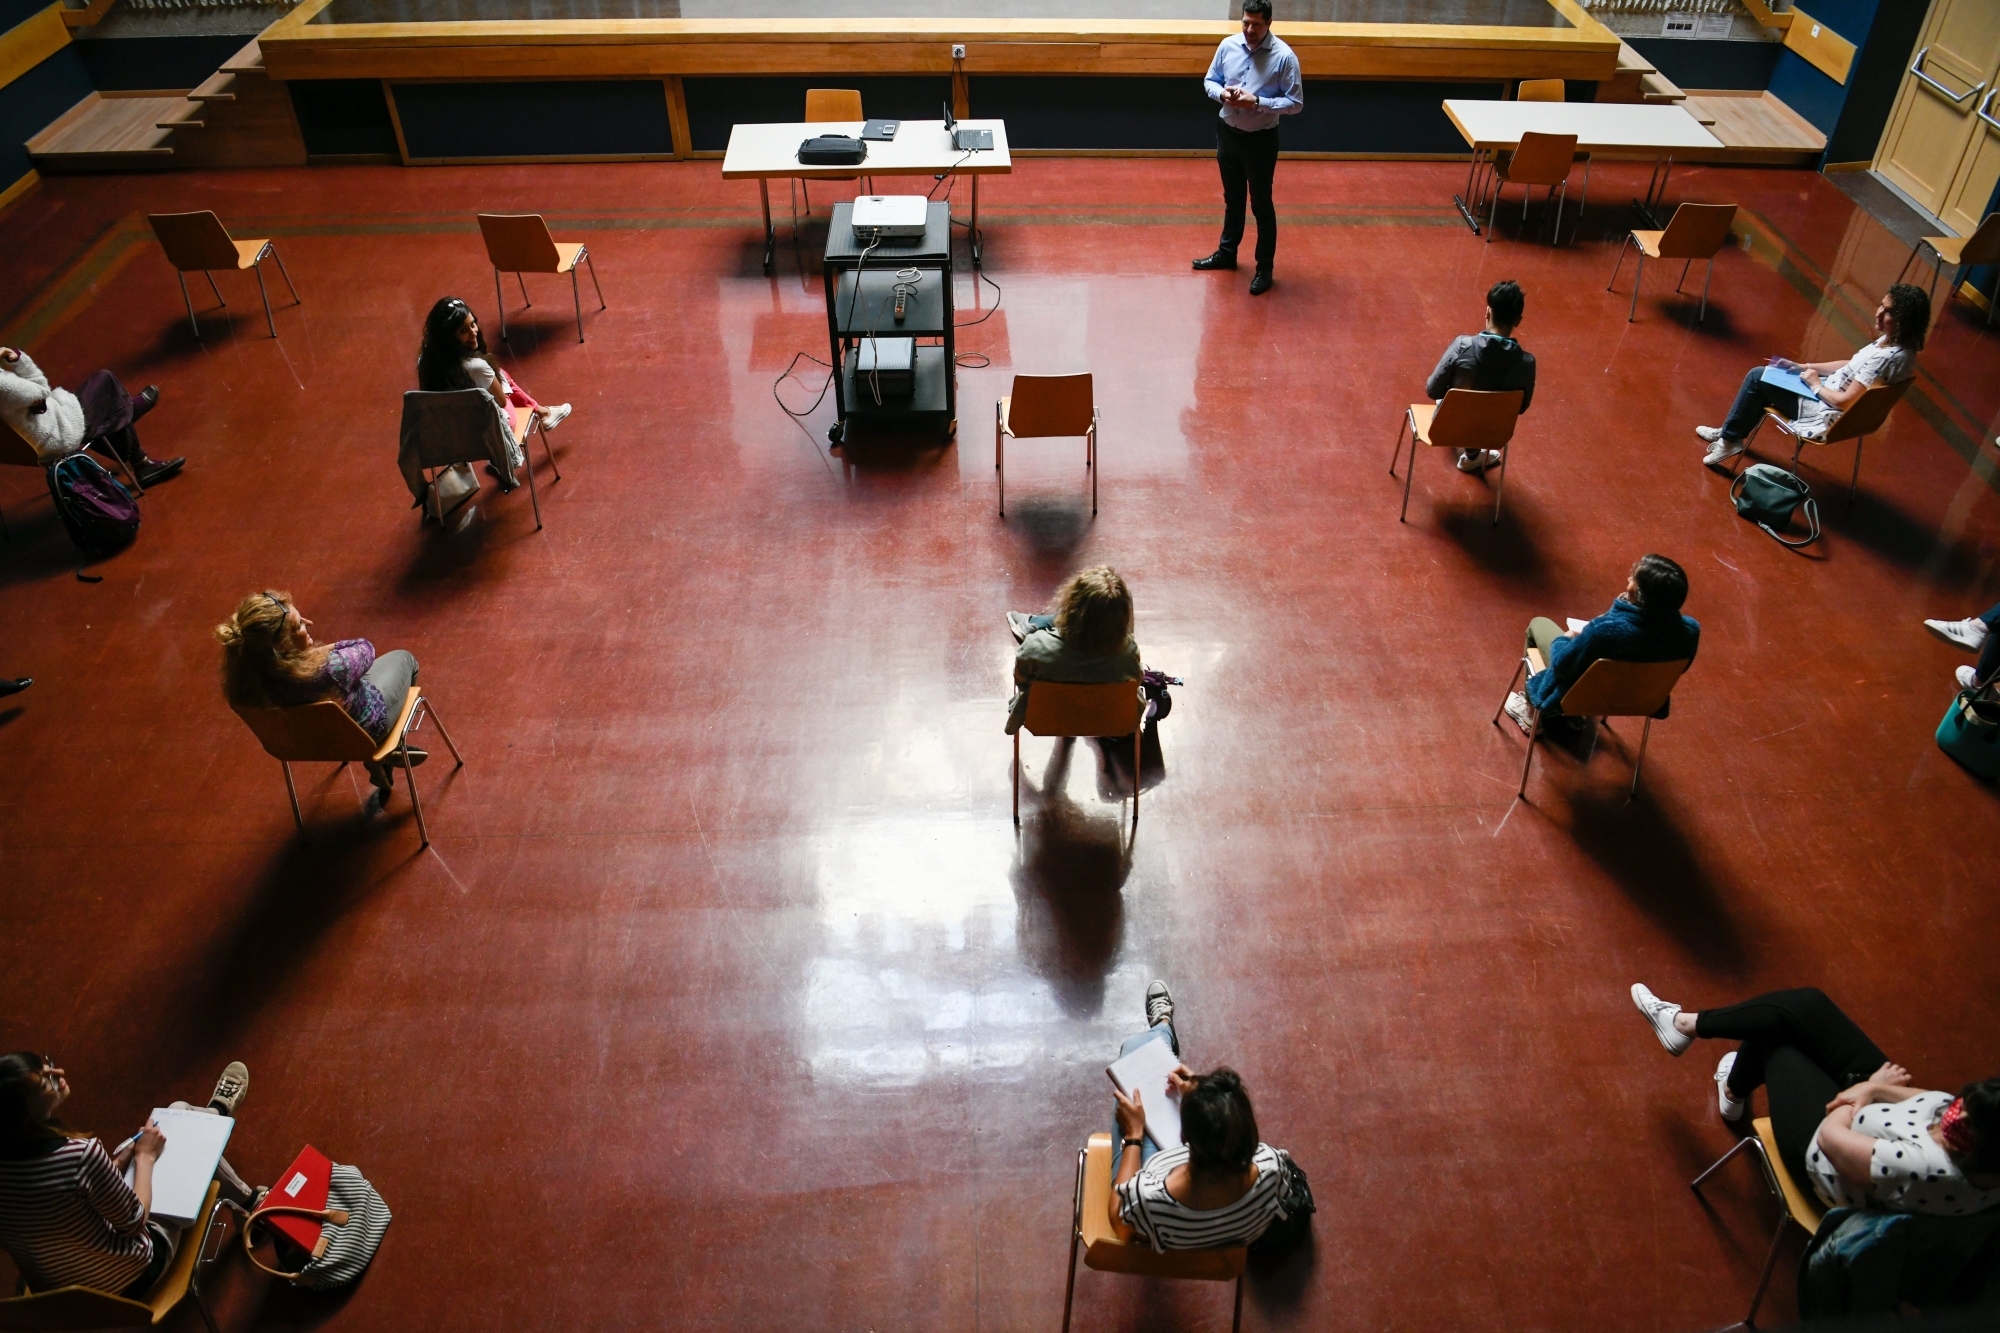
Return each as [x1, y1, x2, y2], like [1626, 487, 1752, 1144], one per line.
[822, 201, 954, 445]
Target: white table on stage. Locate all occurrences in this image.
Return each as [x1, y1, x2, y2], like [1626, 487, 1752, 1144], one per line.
[1441, 99, 1724, 235]
[721, 119, 1012, 271]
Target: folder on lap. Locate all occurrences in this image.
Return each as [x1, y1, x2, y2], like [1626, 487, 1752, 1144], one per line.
[1759, 364, 1814, 399]
[123, 1108, 233, 1226]
[1107, 1037, 1184, 1152]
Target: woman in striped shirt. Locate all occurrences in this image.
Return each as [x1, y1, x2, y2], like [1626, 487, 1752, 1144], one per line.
[0, 1054, 254, 1297]
[1108, 983, 1292, 1252]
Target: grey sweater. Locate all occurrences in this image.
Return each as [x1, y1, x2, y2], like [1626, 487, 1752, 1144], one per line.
[1424, 332, 1536, 413]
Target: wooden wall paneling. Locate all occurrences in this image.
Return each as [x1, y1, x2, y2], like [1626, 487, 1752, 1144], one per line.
[0, 4, 70, 91]
[664, 73, 689, 158]
[381, 78, 411, 164]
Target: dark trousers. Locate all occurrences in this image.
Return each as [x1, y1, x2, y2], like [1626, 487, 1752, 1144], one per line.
[1216, 123, 1279, 270]
[1977, 602, 2000, 686]
[1721, 366, 1801, 443]
[75, 369, 153, 469]
[1695, 988, 1887, 1187]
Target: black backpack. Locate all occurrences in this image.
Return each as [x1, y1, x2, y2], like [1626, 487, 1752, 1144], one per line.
[46, 453, 140, 558]
[1250, 1151, 1316, 1255]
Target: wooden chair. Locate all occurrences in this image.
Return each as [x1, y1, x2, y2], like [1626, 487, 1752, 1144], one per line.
[1389, 388, 1523, 525]
[1607, 202, 1738, 325]
[0, 1181, 233, 1332]
[475, 213, 605, 344]
[1494, 646, 1690, 799]
[1750, 378, 1910, 512]
[1061, 1133, 1246, 1333]
[2, 428, 150, 545]
[1516, 78, 1564, 101]
[799, 87, 871, 211]
[400, 388, 556, 531]
[1486, 131, 1579, 247]
[1896, 211, 2000, 328]
[1014, 681, 1144, 830]
[147, 211, 299, 339]
[997, 373, 1098, 518]
[1691, 1118, 1824, 1329]
[231, 684, 463, 848]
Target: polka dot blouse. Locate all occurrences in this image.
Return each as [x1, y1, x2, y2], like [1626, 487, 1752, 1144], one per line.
[1807, 1091, 2000, 1216]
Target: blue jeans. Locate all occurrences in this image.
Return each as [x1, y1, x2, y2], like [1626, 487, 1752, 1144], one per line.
[1026, 613, 1054, 632]
[1109, 1022, 1180, 1167]
[1977, 602, 2000, 686]
[1721, 366, 1801, 443]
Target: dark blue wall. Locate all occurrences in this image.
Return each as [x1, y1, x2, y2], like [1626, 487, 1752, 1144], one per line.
[0, 47, 94, 191]
[684, 76, 953, 153]
[70, 35, 246, 91]
[393, 79, 675, 159]
[289, 78, 399, 156]
[1766, 0, 1891, 140]
[1628, 37, 1780, 92]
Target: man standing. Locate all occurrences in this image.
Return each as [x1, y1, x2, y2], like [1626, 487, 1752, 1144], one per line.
[1193, 0, 1302, 296]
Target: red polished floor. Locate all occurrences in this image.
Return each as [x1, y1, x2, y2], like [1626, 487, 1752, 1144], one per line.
[1, 157, 1997, 1333]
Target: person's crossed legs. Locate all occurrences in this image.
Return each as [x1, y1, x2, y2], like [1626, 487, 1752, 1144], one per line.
[1108, 983, 1181, 1168]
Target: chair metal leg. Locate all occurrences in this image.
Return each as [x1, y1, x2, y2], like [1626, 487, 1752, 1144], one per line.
[1745, 1209, 1790, 1327]
[91, 439, 144, 496]
[1675, 258, 1692, 293]
[1090, 425, 1098, 515]
[1691, 1132, 1758, 1193]
[1606, 234, 1631, 294]
[177, 272, 200, 338]
[1012, 729, 1021, 827]
[419, 696, 465, 767]
[281, 761, 303, 832]
[540, 416, 562, 481]
[1493, 655, 1527, 724]
[1517, 706, 1540, 796]
[1629, 252, 1645, 322]
[1400, 428, 1417, 522]
[1550, 180, 1566, 247]
[1698, 255, 1715, 326]
[254, 264, 276, 338]
[1894, 240, 1920, 285]
[1486, 179, 1501, 243]
[522, 424, 544, 530]
[1848, 435, 1864, 509]
[1575, 157, 1589, 244]
[1231, 1274, 1244, 1333]
[190, 1289, 220, 1333]
[517, 271, 531, 306]
[996, 409, 1006, 518]
[585, 251, 605, 309]
[1629, 715, 1652, 801]
[401, 740, 431, 848]
[269, 244, 300, 303]
[203, 271, 225, 307]
[1389, 410, 1409, 476]
[1062, 1148, 1085, 1333]
[1492, 444, 1508, 525]
[1132, 724, 1141, 824]
[571, 266, 584, 342]
[495, 269, 507, 341]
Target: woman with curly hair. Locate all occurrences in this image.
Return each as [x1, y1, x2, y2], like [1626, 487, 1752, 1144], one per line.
[215, 590, 424, 803]
[1004, 565, 1142, 735]
[1694, 282, 1930, 470]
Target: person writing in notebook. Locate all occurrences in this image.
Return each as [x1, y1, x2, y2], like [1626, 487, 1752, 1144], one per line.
[1693, 284, 1928, 469]
[1105, 981, 1292, 1251]
[0, 1055, 257, 1299]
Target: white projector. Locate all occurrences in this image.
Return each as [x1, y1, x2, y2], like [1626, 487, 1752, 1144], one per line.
[851, 195, 929, 239]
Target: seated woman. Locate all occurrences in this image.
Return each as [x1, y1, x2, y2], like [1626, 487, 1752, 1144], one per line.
[0, 347, 182, 485]
[1694, 283, 1929, 469]
[417, 298, 571, 491]
[1631, 984, 2000, 1216]
[1107, 981, 1293, 1250]
[1502, 554, 1699, 742]
[1006, 566, 1142, 736]
[214, 590, 425, 805]
[0, 1054, 256, 1298]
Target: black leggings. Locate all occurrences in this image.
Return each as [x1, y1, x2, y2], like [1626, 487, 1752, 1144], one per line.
[1695, 988, 1887, 1188]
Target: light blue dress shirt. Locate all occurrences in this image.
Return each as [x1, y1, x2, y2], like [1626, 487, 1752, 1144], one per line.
[1203, 31, 1304, 132]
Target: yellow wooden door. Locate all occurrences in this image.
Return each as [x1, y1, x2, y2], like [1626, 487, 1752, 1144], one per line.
[1874, 0, 2000, 232]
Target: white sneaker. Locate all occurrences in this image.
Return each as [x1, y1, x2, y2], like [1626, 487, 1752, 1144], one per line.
[1702, 439, 1745, 468]
[1630, 983, 1691, 1056]
[1455, 449, 1501, 474]
[1694, 426, 1725, 444]
[1958, 666, 1981, 690]
[1006, 611, 1035, 644]
[537, 402, 572, 430]
[1926, 617, 1989, 652]
[1715, 1052, 1745, 1121]
[1503, 691, 1536, 737]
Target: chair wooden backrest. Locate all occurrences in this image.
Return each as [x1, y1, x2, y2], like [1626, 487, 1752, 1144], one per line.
[233, 699, 381, 764]
[1517, 78, 1564, 102]
[1426, 389, 1523, 453]
[476, 213, 561, 274]
[1077, 1133, 1247, 1279]
[1754, 1117, 1824, 1235]
[2, 423, 41, 468]
[804, 88, 863, 122]
[1005, 374, 1095, 438]
[148, 212, 239, 272]
[0, 1181, 220, 1330]
[1556, 657, 1690, 720]
[1019, 680, 1142, 739]
[1655, 203, 1738, 259]
[401, 388, 509, 470]
[1504, 131, 1578, 184]
[1816, 377, 1910, 444]
[1956, 212, 2000, 266]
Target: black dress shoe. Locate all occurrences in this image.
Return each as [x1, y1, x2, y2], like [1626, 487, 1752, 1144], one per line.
[1248, 269, 1273, 296]
[0, 678, 30, 697]
[137, 457, 185, 486]
[132, 385, 160, 419]
[1192, 250, 1238, 271]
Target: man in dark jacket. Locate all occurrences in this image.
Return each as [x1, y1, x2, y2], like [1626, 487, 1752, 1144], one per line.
[1504, 554, 1700, 740]
[1424, 279, 1536, 473]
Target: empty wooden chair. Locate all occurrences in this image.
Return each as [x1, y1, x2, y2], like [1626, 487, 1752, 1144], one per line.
[475, 213, 605, 343]
[1061, 1133, 1247, 1333]
[1516, 78, 1565, 101]
[1486, 131, 1579, 247]
[147, 211, 299, 339]
[398, 388, 555, 530]
[1014, 681, 1144, 830]
[1389, 387, 1523, 525]
[1750, 378, 1911, 512]
[231, 683, 463, 848]
[1494, 646, 1691, 799]
[1897, 212, 2000, 328]
[0, 1181, 232, 1333]
[1607, 202, 1738, 325]
[1691, 1118, 1824, 1329]
[997, 373, 1099, 518]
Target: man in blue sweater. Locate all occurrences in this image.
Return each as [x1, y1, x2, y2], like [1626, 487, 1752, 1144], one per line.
[1504, 554, 1699, 741]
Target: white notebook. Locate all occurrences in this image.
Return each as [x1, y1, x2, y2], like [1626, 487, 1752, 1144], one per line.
[1106, 1037, 1183, 1153]
[122, 1108, 233, 1225]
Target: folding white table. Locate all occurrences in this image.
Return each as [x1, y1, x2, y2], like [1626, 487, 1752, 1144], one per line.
[720, 119, 1012, 272]
[1442, 99, 1724, 235]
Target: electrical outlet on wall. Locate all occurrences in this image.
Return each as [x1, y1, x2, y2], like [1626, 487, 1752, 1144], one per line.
[952, 43, 966, 59]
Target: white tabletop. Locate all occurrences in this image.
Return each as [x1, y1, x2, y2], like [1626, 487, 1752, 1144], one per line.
[1442, 100, 1722, 153]
[721, 120, 1013, 180]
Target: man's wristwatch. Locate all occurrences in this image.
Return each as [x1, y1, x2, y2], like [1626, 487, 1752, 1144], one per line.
[1121, 1137, 1144, 1150]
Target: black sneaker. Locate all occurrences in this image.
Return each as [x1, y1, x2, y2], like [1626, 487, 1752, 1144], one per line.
[137, 457, 185, 486]
[132, 385, 160, 419]
[1192, 251, 1238, 271]
[0, 678, 29, 697]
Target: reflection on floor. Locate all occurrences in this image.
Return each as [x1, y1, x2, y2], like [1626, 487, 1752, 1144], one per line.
[0, 156, 1996, 1333]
